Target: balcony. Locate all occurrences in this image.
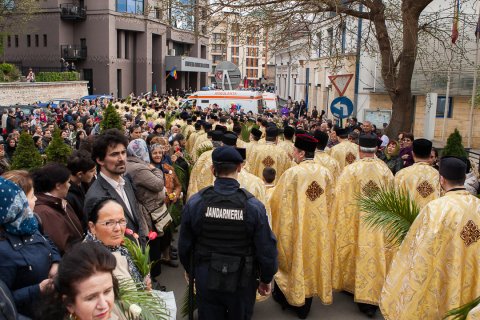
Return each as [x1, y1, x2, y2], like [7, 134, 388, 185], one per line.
[60, 4, 87, 21]
[61, 45, 87, 61]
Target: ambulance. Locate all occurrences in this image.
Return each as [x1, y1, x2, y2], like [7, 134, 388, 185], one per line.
[180, 90, 264, 114]
[262, 92, 278, 112]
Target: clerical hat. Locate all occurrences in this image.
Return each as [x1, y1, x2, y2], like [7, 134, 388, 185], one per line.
[212, 146, 243, 164]
[335, 127, 349, 137]
[251, 127, 262, 139]
[202, 122, 212, 130]
[359, 134, 377, 148]
[283, 126, 295, 138]
[211, 130, 224, 142]
[440, 156, 467, 180]
[215, 125, 227, 133]
[413, 138, 432, 158]
[266, 126, 279, 138]
[294, 134, 318, 153]
[314, 130, 329, 149]
[180, 111, 189, 120]
[222, 132, 238, 146]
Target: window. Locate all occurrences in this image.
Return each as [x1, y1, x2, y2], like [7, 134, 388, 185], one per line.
[247, 47, 258, 56]
[316, 32, 322, 57]
[436, 96, 453, 118]
[15, 35, 18, 47]
[231, 36, 239, 45]
[212, 55, 223, 64]
[212, 44, 224, 53]
[231, 23, 240, 33]
[231, 57, 239, 65]
[340, 22, 346, 54]
[35, 34, 39, 47]
[327, 28, 333, 55]
[154, 7, 161, 19]
[231, 47, 239, 56]
[117, 31, 122, 58]
[212, 33, 226, 43]
[246, 58, 258, 67]
[246, 69, 258, 78]
[246, 36, 259, 46]
[7, 35, 11, 47]
[116, 0, 143, 14]
[27, 35, 31, 47]
[43, 34, 47, 47]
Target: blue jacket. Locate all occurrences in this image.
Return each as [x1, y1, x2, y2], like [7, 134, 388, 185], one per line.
[179, 178, 278, 284]
[0, 230, 61, 317]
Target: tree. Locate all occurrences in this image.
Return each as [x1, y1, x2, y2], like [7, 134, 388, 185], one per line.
[442, 128, 468, 158]
[45, 128, 72, 165]
[210, 0, 475, 136]
[10, 132, 43, 170]
[101, 103, 123, 132]
[0, 0, 39, 35]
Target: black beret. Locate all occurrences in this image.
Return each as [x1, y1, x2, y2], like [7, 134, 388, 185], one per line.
[215, 125, 227, 133]
[266, 126, 279, 138]
[440, 156, 467, 180]
[211, 130, 224, 142]
[359, 134, 377, 148]
[335, 127, 349, 137]
[413, 139, 432, 158]
[294, 134, 318, 153]
[251, 127, 262, 139]
[212, 146, 243, 164]
[235, 147, 247, 161]
[222, 132, 238, 146]
[283, 126, 295, 137]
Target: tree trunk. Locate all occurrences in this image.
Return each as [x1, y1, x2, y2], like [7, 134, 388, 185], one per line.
[388, 90, 414, 137]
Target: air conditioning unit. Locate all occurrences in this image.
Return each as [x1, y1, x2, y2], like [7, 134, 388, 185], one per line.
[168, 49, 176, 56]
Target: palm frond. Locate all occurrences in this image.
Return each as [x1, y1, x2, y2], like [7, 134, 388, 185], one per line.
[165, 112, 176, 131]
[196, 145, 213, 159]
[357, 185, 420, 247]
[117, 279, 170, 320]
[174, 163, 189, 194]
[443, 296, 480, 320]
[122, 237, 154, 278]
[240, 123, 251, 142]
[180, 285, 197, 319]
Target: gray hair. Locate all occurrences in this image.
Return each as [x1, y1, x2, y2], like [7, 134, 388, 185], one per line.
[359, 146, 377, 154]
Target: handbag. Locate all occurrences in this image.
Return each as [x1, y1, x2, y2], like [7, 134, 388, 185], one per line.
[150, 203, 172, 235]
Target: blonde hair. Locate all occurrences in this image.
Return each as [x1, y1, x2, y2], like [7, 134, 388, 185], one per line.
[2, 170, 33, 194]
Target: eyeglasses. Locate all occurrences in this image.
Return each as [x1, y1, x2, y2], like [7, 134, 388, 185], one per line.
[97, 219, 127, 228]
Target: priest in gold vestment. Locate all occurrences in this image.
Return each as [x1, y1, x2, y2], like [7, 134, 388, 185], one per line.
[186, 130, 224, 199]
[331, 134, 394, 317]
[277, 126, 295, 160]
[329, 127, 359, 171]
[381, 157, 480, 320]
[191, 123, 212, 162]
[247, 126, 291, 184]
[186, 122, 202, 154]
[313, 130, 341, 182]
[394, 138, 440, 209]
[269, 134, 335, 319]
[245, 127, 262, 160]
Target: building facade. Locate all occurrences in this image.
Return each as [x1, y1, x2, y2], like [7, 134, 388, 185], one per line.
[208, 12, 275, 88]
[2, 0, 211, 97]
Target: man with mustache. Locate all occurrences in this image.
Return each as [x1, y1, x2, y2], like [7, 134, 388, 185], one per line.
[84, 129, 148, 240]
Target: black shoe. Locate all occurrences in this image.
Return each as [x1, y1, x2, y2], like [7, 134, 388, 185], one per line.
[357, 303, 378, 318]
[295, 298, 312, 319]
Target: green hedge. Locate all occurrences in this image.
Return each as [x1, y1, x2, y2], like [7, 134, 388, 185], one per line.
[36, 71, 80, 82]
[0, 63, 20, 82]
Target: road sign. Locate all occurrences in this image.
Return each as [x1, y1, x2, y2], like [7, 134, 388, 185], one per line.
[215, 61, 242, 90]
[328, 74, 354, 96]
[330, 96, 354, 119]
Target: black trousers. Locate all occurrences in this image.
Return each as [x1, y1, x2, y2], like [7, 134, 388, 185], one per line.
[149, 228, 172, 279]
[195, 264, 257, 320]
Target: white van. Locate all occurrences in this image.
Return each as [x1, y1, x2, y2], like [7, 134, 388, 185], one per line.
[262, 92, 278, 111]
[180, 90, 264, 114]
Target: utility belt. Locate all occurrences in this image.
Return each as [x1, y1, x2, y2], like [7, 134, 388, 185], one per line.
[197, 253, 256, 293]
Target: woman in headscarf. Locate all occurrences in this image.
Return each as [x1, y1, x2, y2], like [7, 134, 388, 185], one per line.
[125, 138, 173, 282]
[378, 140, 403, 175]
[0, 175, 61, 318]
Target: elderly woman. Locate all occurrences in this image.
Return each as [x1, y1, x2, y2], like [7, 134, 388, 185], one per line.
[0, 175, 60, 318]
[378, 140, 403, 175]
[125, 138, 172, 280]
[399, 132, 414, 167]
[32, 163, 83, 254]
[85, 197, 149, 288]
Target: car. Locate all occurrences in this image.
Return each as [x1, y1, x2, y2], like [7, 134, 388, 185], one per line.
[0, 105, 39, 117]
[37, 98, 77, 108]
[80, 94, 114, 102]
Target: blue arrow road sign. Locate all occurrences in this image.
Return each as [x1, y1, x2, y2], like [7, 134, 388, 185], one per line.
[330, 96, 354, 119]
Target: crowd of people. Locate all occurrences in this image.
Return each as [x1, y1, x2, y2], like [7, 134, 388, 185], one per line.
[0, 91, 478, 320]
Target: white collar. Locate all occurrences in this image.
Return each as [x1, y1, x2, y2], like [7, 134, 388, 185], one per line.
[100, 171, 125, 189]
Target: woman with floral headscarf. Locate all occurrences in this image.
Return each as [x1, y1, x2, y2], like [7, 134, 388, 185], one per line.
[0, 175, 61, 318]
[378, 140, 403, 174]
[125, 138, 168, 282]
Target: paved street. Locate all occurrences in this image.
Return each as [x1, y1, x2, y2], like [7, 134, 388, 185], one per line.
[161, 232, 384, 320]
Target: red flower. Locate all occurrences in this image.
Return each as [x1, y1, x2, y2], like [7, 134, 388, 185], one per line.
[148, 231, 158, 241]
[125, 228, 134, 235]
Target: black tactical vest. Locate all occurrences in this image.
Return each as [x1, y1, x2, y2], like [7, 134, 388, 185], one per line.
[196, 186, 254, 259]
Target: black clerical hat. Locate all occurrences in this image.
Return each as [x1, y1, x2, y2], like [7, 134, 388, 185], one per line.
[266, 126, 279, 138]
[294, 134, 318, 153]
[211, 130, 224, 142]
[251, 127, 262, 139]
[359, 134, 377, 148]
[222, 132, 238, 146]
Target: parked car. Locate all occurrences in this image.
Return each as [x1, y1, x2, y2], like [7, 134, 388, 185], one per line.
[80, 94, 113, 102]
[0, 105, 39, 117]
[37, 98, 77, 108]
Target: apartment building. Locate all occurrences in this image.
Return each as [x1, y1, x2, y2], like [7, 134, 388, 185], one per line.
[2, 0, 211, 96]
[208, 12, 274, 88]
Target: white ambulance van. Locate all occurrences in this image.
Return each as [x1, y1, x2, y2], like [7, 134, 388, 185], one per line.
[180, 90, 264, 114]
[262, 92, 278, 111]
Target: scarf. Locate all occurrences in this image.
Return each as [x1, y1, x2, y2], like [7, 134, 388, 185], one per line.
[127, 139, 151, 163]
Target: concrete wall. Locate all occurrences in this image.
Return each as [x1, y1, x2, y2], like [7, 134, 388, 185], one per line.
[0, 81, 89, 105]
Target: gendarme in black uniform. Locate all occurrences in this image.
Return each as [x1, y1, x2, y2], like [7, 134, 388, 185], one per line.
[179, 146, 278, 320]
